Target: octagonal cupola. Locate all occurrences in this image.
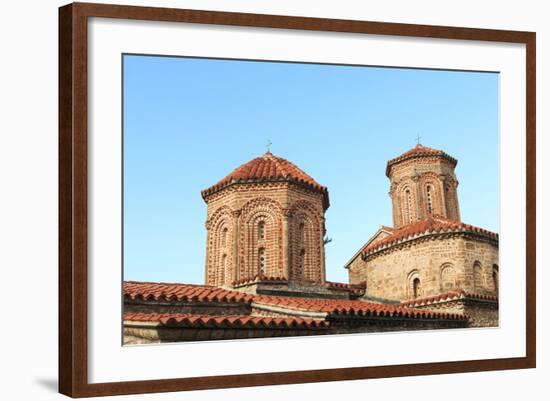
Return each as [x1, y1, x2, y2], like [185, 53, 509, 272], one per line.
[202, 152, 329, 289]
[386, 144, 460, 227]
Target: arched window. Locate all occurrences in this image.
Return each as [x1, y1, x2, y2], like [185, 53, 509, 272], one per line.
[440, 264, 456, 290]
[492, 264, 499, 293]
[403, 188, 413, 224]
[221, 227, 228, 247]
[473, 261, 484, 289]
[258, 247, 265, 274]
[258, 222, 265, 241]
[413, 278, 422, 299]
[426, 185, 433, 214]
[407, 270, 422, 299]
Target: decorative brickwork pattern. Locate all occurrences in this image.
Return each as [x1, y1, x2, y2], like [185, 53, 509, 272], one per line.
[388, 144, 461, 227]
[347, 145, 499, 309]
[202, 152, 328, 289]
[123, 144, 499, 344]
[348, 226, 499, 301]
[399, 290, 499, 327]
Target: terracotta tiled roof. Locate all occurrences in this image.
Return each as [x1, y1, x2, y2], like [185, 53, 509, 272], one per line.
[400, 290, 499, 308]
[386, 144, 457, 176]
[124, 281, 254, 303]
[124, 281, 465, 321]
[201, 152, 329, 207]
[124, 313, 328, 329]
[361, 215, 498, 257]
[252, 295, 466, 321]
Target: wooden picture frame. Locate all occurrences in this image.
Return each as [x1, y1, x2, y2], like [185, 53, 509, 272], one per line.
[59, 2, 536, 397]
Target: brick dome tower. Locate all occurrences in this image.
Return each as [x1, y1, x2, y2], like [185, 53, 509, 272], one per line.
[201, 151, 329, 289]
[386, 144, 460, 227]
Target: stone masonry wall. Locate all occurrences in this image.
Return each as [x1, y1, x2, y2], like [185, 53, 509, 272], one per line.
[349, 235, 499, 301]
[124, 300, 252, 316]
[407, 299, 499, 327]
[123, 325, 326, 344]
[123, 316, 467, 344]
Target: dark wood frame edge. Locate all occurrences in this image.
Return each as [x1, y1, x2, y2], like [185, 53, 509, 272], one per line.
[58, 2, 536, 398]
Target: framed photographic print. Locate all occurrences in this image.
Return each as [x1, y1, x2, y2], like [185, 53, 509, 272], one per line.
[59, 2, 536, 397]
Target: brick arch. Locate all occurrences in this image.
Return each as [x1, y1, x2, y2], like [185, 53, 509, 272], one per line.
[396, 180, 417, 226]
[205, 206, 234, 286]
[238, 198, 283, 280]
[418, 172, 444, 217]
[440, 262, 456, 291]
[289, 199, 323, 217]
[407, 269, 422, 299]
[289, 200, 323, 282]
[473, 260, 484, 290]
[207, 205, 234, 230]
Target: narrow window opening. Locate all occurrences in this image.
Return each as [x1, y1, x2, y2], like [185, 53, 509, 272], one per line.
[297, 248, 305, 278]
[413, 277, 421, 298]
[426, 185, 433, 214]
[258, 247, 265, 274]
[299, 222, 305, 243]
[221, 227, 228, 247]
[258, 222, 265, 241]
[404, 189, 413, 223]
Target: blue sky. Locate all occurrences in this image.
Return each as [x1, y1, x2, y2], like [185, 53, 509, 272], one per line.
[123, 55, 499, 284]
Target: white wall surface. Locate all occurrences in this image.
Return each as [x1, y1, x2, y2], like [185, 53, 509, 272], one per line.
[0, 1, 546, 400]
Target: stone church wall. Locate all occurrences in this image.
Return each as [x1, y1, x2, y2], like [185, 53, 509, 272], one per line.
[349, 235, 499, 301]
[123, 325, 325, 344]
[406, 298, 499, 327]
[124, 300, 252, 316]
[123, 315, 468, 344]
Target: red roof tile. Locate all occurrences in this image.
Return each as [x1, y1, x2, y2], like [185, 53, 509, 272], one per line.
[400, 290, 499, 308]
[124, 281, 254, 304]
[201, 152, 329, 207]
[124, 313, 328, 329]
[125, 281, 466, 321]
[252, 294, 466, 321]
[386, 144, 457, 176]
[361, 215, 498, 257]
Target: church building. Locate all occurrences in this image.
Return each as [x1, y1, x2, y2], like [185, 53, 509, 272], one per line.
[123, 145, 498, 344]
[200, 150, 330, 296]
[345, 144, 499, 326]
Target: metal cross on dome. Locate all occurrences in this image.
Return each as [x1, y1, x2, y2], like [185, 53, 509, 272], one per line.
[416, 133, 422, 145]
[266, 139, 272, 153]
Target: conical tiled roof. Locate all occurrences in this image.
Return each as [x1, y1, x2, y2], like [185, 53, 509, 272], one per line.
[386, 144, 458, 176]
[202, 152, 329, 207]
